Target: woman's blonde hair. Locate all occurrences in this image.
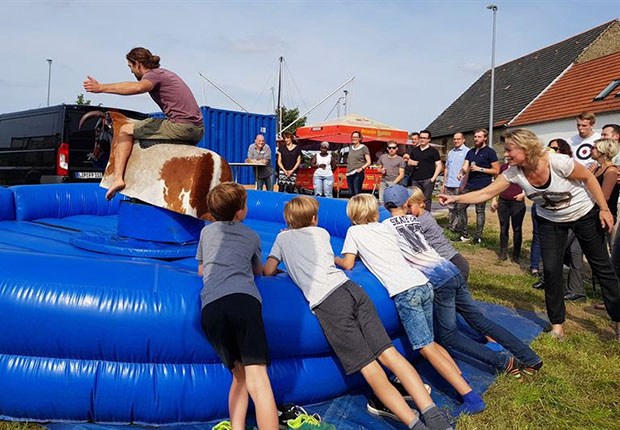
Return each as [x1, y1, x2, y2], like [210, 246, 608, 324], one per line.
[500, 129, 545, 167]
[594, 138, 619, 161]
[346, 194, 379, 225]
[284, 196, 319, 229]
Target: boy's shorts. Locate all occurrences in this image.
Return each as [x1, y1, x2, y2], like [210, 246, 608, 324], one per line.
[313, 280, 393, 375]
[133, 118, 204, 144]
[394, 282, 434, 350]
[201, 293, 270, 369]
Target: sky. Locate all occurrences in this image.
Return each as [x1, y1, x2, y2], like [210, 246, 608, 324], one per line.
[0, 0, 618, 132]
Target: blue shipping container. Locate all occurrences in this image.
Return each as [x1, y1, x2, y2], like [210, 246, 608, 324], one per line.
[152, 106, 276, 185]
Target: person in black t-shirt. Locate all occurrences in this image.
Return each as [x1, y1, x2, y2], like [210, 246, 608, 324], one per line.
[409, 130, 442, 211]
[277, 132, 302, 193]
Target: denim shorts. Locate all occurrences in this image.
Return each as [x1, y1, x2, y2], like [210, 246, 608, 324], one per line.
[394, 283, 434, 350]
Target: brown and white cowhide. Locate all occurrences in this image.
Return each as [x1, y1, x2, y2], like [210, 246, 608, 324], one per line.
[91, 111, 231, 219]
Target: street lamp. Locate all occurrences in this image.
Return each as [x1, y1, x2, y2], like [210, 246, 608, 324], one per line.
[487, 4, 497, 148]
[46, 59, 53, 107]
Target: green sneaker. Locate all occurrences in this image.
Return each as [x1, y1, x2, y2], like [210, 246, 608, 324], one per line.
[211, 421, 256, 430]
[287, 414, 336, 430]
[212, 422, 231, 430]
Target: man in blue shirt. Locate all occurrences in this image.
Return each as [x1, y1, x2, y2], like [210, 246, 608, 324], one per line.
[455, 129, 499, 244]
[441, 132, 469, 233]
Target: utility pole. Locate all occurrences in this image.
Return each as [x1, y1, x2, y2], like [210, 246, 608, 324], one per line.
[277, 56, 283, 137]
[46, 59, 53, 107]
[343, 90, 349, 116]
[487, 4, 497, 148]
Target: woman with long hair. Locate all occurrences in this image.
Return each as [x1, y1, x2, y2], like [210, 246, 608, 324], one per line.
[277, 132, 302, 193]
[439, 129, 620, 341]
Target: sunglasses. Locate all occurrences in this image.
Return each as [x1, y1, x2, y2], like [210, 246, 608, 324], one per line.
[387, 146, 398, 150]
[549, 146, 559, 150]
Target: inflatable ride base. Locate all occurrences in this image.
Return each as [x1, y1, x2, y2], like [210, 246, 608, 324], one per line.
[40, 303, 546, 430]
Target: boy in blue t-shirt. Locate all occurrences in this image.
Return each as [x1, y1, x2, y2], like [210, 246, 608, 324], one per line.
[384, 185, 543, 381]
[196, 182, 278, 430]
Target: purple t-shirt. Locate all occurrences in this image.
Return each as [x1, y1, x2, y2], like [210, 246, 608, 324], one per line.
[142, 68, 203, 126]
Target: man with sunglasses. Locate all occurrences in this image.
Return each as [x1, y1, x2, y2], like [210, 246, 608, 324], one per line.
[377, 141, 405, 204]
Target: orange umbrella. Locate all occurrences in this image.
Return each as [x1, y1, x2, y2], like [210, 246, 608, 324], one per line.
[295, 113, 409, 144]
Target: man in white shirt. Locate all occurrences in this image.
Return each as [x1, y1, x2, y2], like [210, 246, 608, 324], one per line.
[568, 111, 601, 169]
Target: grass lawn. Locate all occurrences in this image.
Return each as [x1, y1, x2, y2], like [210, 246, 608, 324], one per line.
[2, 207, 619, 430]
[438, 207, 620, 430]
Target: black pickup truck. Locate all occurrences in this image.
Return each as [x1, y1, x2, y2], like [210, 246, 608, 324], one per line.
[0, 104, 147, 185]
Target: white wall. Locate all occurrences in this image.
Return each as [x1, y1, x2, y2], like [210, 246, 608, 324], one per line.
[508, 111, 620, 145]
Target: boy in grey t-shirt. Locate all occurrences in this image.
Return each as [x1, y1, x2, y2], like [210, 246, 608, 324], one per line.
[196, 182, 278, 430]
[264, 196, 452, 430]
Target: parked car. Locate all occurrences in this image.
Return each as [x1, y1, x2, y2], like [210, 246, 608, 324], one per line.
[0, 104, 147, 185]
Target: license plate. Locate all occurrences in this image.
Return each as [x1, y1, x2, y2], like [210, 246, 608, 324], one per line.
[75, 171, 103, 179]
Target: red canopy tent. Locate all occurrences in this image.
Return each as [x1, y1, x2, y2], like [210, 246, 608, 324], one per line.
[295, 113, 409, 144]
[294, 114, 410, 194]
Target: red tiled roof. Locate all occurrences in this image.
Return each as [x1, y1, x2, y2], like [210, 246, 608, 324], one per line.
[426, 20, 616, 137]
[511, 52, 620, 126]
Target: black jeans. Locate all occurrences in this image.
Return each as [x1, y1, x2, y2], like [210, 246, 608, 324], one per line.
[497, 198, 525, 260]
[537, 208, 620, 324]
[346, 171, 365, 196]
[411, 178, 435, 211]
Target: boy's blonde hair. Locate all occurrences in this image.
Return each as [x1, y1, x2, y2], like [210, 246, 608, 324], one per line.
[206, 182, 247, 221]
[284, 196, 319, 229]
[347, 194, 379, 225]
[406, 187, 426, 207]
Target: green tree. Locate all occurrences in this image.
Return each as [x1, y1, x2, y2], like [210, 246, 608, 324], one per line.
[277, 105, 306, 135]
[76, 93, 91, 106]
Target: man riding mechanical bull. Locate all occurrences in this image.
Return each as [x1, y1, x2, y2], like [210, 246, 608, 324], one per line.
[83, 47, 205, 200]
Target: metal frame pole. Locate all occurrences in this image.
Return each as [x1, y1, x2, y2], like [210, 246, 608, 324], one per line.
[46, 59, 52, 107]
[487, 5, 497, 148]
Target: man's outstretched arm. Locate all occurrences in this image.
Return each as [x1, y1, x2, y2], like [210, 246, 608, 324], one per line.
[83, 75, 154, 95]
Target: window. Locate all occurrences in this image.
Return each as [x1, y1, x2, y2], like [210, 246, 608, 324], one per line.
[593, 79, 620, 101]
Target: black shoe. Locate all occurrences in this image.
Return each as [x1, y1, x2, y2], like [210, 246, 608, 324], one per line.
[451, 234, 470, 243]
[471, 237, 482, 245]
[278, 403, 318, 429]
[390, 377, 432, 401]
[532, 279, 545, 289]
[498, 249, 508, 261]
[564, 293, 586, 302]
[367, 395, 399, 421]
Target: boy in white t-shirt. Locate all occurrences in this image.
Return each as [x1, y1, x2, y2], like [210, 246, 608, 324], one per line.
[264, 196, 452, 430]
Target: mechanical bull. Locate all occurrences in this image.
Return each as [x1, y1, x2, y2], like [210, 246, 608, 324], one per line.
[80, 111, 231, 219]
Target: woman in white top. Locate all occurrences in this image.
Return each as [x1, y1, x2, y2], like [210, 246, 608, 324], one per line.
[311, 142, 337, 198]
[439, 129, 620, 341]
